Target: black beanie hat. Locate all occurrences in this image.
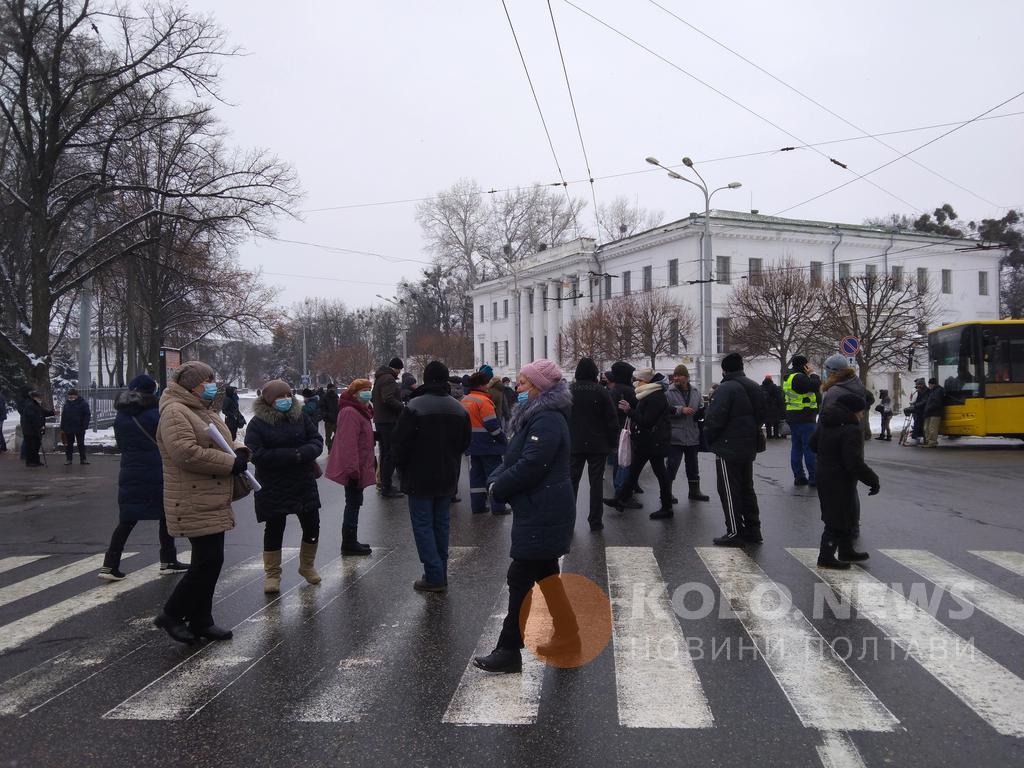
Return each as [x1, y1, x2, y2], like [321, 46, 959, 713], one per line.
[721, 352, 743, 373]
[423, 360, 449, 385]
[790, 354, 808, 370]
[388, 357, 404, 370]
[836, 392, 867, 413]
[575, 357, 599, 382]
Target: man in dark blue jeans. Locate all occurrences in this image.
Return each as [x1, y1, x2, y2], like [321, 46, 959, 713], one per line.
[390, 360, 471, 592]
[782, 355, 821, 486]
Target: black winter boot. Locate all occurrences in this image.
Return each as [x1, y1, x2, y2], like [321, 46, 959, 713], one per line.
[816, 531, 850, 570]
[688, 481, 710, 501]
[837, 536, 869, 562]
[341, 526, 372, 556]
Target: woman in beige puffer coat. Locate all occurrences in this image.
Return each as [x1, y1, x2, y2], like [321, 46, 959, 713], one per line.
[153, 361, 250, 645]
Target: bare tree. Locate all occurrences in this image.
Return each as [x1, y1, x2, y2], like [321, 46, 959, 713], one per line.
[415, 178, 488, 286]
[597, 196, 663, 242]
[727, 260, 830, 378]
[630, 290, 696, 368]
[819, 273, 938, 384]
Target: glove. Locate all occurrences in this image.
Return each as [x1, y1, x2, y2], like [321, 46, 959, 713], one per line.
[231, 454, 248, 475]
[868, 484, 880, 496]
[298, 444, 321, 463]
[234, 447, 251, 461]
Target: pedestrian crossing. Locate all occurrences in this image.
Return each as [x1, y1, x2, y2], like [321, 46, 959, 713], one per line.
[1, 543, 1023, 750]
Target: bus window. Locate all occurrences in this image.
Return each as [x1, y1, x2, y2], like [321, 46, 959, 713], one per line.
[983, 325, 1024, 396]
[932, 326, 979, 396]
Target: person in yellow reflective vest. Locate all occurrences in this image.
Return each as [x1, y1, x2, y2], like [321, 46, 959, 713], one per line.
[783, 355, 821, 487]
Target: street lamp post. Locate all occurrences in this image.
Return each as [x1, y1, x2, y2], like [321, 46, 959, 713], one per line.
[646, 156, 741, 392]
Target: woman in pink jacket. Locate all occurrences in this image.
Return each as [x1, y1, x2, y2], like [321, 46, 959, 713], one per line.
[325, 379, 375, 555]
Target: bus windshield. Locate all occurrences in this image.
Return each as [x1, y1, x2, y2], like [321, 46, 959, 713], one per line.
[930, 326, 980, 397]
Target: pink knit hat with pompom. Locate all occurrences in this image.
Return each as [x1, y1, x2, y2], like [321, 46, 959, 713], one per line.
[520, 359, 563, 392]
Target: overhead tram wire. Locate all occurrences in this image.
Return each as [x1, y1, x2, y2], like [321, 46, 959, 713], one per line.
[500, 0, 583, 239]
[296, 111, 1024, 215]
[645, 0, 1006, 210]
[560, 0, 921, 214]
[547, 0, 602, 238]
[773, 88, 1024, 217]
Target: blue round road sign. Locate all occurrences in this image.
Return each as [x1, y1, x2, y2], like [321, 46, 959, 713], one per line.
[841, 336, 860, 356]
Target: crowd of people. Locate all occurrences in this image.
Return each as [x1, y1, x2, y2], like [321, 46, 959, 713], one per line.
[1, 349, 931, 671]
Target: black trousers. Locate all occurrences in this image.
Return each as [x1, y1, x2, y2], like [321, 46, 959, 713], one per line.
[715, 457, 761, 534]
[617, 447, 673, 507]
[65, 430, 86, 461]
[497, 558, 577, 650]
[377, 422, 397, 490]
[104, 517, 176, 569]
[570, 452, 606, 524]
[666, 444, 700, 485]
[23, 433, 41, 465]
[263, 508, 320, 550]
[879, 413, 892, 439]
[343, 480, 363, 528]
[163, 532, 224, 629]
[324, 421, 335, 452]
[766, 420, 781, 439]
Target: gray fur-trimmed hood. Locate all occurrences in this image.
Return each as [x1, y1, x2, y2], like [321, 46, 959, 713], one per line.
[253, 394, 304, 424]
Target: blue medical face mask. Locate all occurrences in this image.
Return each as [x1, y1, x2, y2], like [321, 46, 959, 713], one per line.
[274, 397, 293, 412]
[516, 391, 530, 404]
[357, 390, 372, 403]
[201, 383, 218, 401]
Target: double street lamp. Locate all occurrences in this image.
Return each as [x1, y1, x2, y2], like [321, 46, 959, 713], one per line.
[646, 156, 741, 392]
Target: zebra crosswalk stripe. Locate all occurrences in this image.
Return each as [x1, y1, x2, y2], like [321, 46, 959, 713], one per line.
[0, 550, 299, 717]
[0, 556, 48, 576]
[969, 550, 1024, 578]
[881, 549, 1024, 638]
[293, 546, 476, 723]
[605, 546, 714, 729]
[442, 584, 546, 726]
[789, 547, 1024, 738]
[103, 552, 389, 721]
[0, 560, 158, 656]
[698, 548, 899, 732]
[0, 553, 136, 610]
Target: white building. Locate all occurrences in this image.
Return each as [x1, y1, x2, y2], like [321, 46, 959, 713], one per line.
[470, 210, 1001, 404]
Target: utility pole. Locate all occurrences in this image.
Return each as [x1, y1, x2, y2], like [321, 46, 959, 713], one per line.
[78, 197, 97, 389]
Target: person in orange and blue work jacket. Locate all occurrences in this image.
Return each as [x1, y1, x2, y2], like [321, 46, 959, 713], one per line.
[461, 371, 508, 515]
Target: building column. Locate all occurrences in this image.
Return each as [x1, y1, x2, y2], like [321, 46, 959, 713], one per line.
[531, 282, 544, 364]
[561, 273, 577, 364]
[517, 287, 530, 371]
[546, 278, 561, 364]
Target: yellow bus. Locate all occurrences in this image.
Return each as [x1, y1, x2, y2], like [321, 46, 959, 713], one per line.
[928, 319, 1024, 439]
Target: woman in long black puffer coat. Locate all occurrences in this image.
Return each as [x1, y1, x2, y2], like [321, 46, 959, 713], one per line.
[98, 374, 185, 581]
[244, 379, 324, 594]
[810, 392, 880, 569]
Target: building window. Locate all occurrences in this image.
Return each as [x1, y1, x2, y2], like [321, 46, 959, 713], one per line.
[622, 270, 631, 295]
[493, 342, 499, 363]
[479, 305, 484, 323]
[838, 262, 851, 281]
[865, 264, 877, 277]
[503, 299, 508, 319]
[979, 271, 989, 296]
[492, 302, 498, 320]
[589, 276, 594, 304]
[541, 286, 547, 310]
[942, 269, 952, 294]
[749, 257, 763, 286]
[668, 258, 679, 287]
[643, 266, 652, 292]
[530, 337, 535, 360]
[604, 275, 612, 300]
[543, 336, 548, 357]
[810, 261, 823, 287]
[917, 267, 929, 293]
[669, 318, 679, 355]
[892, 265, 904, 287]
[528, 290, 534, 314]
[556, 283, 563, 305]
[503, 340, 509, 366]
[572, 277, 579, 306]
[479, 343, 485, 364]
[716, 317, 730, 354]
[716, 255, 731, 284]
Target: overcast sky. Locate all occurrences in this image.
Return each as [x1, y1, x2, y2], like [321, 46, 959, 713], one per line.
[183, 0, 1024, 309]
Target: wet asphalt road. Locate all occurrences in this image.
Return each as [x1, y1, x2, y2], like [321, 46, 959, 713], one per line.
[1, 436, 1023, 768]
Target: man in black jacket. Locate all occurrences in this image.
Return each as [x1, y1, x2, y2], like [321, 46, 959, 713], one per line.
[608, 360, 640, 506]
[20, 390, 54, 467]
[391, 361, 471, 592]
[372, 357, 405, 497]
[569, 357, 619, 531]
[922, 378, 945, 448]
[321, 383, 339, 451]
[704, 353, 766, 546]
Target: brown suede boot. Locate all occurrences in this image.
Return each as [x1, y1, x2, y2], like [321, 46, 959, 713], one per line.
[298, 541, 321, 585]
[263, 550, 282, 594]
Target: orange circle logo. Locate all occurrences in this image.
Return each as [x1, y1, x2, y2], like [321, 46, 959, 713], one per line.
[519, 573, 613, 668]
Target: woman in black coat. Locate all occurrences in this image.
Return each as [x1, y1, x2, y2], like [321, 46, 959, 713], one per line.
[569, 357, 619, 531]
[810, 392, 880, 569]
[244, 379, 324, 594]
[221, 386, 246, 441]
[98, 375, 185, 581]
[604, 368, 674, 519]
[474, 359, 579, 674]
